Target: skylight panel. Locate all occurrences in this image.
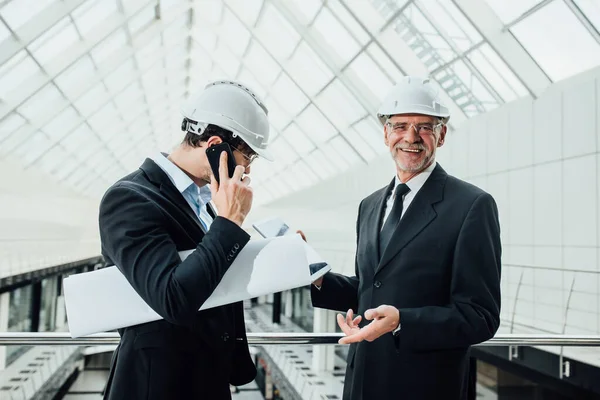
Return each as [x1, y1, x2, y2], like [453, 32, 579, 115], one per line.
[295, 105, 337, 145]
[511, 0, 600, 81]
[128, 3, 156, 35]
[287, 0, 322, 25]
[0, 0, 54, 31]
[313, 6, 360, 63]
[483, 0, 545, 24]
[0, 51, 41, 99]
[282, 123, 315, 156]
[74, 83, 111, 117]
[55, 56, 97, 98]
[73, 0, 117, 37]
[28, 17, 80, 65]
[575, 0, 600, 33]
[286, 41, 334, 96]
[269, 73, 309, 117]
[0, 113, 26, 141]
[326, 0, 370, 45]
[219, 9, 251, 57]
[17, 83, 65, 122]
[244, 40, 280, 87]
[346, 51, 392, 100]
[45, 106, 80, 141]
[315, 79, 367, 129]
[226, 0, 263, 27]
[256, 3, 301, 62]
[91, 29, 128, 65]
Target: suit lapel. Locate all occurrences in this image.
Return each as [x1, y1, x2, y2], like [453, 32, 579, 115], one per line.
[375, 165, 447, 275]
[139, 158, 207, 235]
[363, 180, 394, 270]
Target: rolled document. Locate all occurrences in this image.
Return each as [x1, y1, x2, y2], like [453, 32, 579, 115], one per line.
[63, 234, 330, 338]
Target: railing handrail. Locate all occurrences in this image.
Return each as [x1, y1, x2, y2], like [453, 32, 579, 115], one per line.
[0, 332, 599, 346]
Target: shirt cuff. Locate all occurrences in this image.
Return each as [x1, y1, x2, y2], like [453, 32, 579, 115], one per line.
[392, 321, 401, 335]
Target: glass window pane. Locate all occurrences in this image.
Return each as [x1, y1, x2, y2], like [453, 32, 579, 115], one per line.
[292, 160, 320, 186]
[45, 107, 80, 141]
[219, 9, 251, 57]
[342, 127, 376, 161]
[28, 18, 80, 65]
[212, 44, 241, 78]
[193, 0, 224, 25]
[226, 0, 263, 26]
[88, 103, 120, 134]
[244, 40, 281, 87]
[304, 149, 338, 180]
[256, 4, 301, 61]
[14, 130, 51, 163]
[295, 105, 337, 145]
[282, 123, 315, 156]
[313, 7, 360, 63]
[17, 83, 65, 121]
[330, 134, 363, 166]
[0, 0, 54, 31]
[575, 0, 600, 33]
[467, 44, 529, 102]
[419, 0, 481, 52]
[74, 83, 111, 117]
[269, 74, 309, 117]
[315, 80, 367, 129]
[511, 0, 600, 81]
[91, 29, 128, 64]
[128, 3, 156, 34]
[366, 43, 404, 84]
[55, 56, 97, 98]
[286, 41, 334, 96]
[288, 0, 323, 25]
[346, 51, 392, 100]
[343, 0, 387, 33]
[0, 113, 26, 141]
[0, 20, 10, 42]
[327, 0, 370, 45]
[38, 146, 70, 173]
[267, 138, 299, 166]
[0, 51, 41, 98]
[73, 0, 118, 37]
[483, 0, 545, 24]
[321, 139, 350, 171]
[353, 117, 387, 154]
[104, 59, 136, 93]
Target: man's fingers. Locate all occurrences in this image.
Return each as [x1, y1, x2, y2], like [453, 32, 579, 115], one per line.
[210, 171, 218, 194]
[241, 175, 251, 186]
[218, 151, 228, 183]
[336, 313, 351, 334]
[352, 316, 362, 326]
[232, 165, 245, 182]
[364, 308, 379, 320]
[338, 326, 370, 344]
[346, 309, 354, 327]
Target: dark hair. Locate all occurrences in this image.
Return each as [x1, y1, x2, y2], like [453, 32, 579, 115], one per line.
[181, 121, 251, 153]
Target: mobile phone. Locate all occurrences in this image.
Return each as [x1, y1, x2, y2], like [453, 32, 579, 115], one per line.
[206, 142, 237, 184]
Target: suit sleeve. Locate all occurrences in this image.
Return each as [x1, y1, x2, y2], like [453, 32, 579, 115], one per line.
[396, 192, 501, 351]
[99, 183, 250, 326]
[310, 201, 361, 313]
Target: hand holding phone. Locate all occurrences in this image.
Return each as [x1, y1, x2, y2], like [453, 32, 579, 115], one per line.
[208, 146, 253, 227]
[206, 142, 237, 184]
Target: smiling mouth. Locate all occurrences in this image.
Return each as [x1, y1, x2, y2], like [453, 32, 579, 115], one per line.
[400, 148, 422, 153]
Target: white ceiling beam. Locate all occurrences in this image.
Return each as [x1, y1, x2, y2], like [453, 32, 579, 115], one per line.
[0, 0, 88, 67]
[453, 0, 552, 97]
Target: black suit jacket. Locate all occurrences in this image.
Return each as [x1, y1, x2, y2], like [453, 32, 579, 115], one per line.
[312, 164, 501, 400]
[98, 158, 256, 400]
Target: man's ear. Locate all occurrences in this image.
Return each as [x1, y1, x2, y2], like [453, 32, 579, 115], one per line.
[383, 125, 389, 147]
[205, 136, 223, 147]
[437, 126, 447, 148]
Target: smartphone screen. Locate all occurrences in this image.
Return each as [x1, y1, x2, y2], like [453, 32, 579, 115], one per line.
[206, 142, 237, 184]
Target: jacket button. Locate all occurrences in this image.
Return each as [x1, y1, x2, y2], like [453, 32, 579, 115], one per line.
[374, 281, 382, 288]
[222, 332, 230, 341]
[234, 243, 240, 250]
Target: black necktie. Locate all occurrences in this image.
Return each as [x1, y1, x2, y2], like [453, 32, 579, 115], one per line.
[379, 183, 411, 258]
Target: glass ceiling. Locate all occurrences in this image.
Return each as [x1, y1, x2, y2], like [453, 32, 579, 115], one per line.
[0, 0, 599, 205]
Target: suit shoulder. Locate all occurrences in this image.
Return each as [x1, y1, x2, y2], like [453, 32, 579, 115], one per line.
[445, 175, 491, 199]
[362, 185, 388, 205]
[100, 169, 150, 203]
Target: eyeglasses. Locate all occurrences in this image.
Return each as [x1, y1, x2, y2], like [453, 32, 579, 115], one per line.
[233, 147, 259, 164]
[386, 122, 443, 135]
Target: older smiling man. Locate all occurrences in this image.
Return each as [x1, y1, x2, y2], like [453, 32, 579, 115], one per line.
[311, 77, 502, 400]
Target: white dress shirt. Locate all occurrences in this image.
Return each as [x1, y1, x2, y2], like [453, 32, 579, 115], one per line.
[381, 161, 436, 228]
[151, 153, 214, 230]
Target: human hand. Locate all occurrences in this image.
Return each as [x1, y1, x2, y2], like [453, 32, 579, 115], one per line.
[336, 309, 362, 340]
[337, 305, 399, 344]
[210, 151, 253, 227]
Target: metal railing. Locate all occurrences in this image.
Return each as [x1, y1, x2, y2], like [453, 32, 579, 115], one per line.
[0, 332, 599, 346]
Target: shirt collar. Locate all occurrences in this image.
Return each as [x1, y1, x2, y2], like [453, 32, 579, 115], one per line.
[394, 161, 437, 195]
[151, 152, 200, 195]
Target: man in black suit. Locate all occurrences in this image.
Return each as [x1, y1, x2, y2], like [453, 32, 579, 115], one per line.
[98, 80, 273, 399]
[311, 77, 501, 400]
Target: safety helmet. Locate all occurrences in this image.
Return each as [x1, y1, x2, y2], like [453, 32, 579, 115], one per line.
[377, 76, 450, 126]
[181, 80, 273, 161]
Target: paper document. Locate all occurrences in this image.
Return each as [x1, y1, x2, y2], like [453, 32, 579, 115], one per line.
[64, 234, 324, 338]
[252, 216, 331, 281]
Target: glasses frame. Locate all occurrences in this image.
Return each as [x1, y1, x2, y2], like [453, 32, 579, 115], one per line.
[385, 121, 444, 136]
[232, 146, 259, 165]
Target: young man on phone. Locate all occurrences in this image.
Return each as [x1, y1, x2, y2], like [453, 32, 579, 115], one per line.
[98, 80, 272, 399]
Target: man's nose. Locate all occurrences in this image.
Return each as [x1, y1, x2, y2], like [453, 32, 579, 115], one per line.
[405, 126, 421, 143]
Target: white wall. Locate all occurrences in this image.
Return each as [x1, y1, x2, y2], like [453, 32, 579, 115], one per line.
[0, 155, 100, 277]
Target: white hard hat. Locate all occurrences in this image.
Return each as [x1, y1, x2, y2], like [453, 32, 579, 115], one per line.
[377, 76, 450, 125]
[181, 80, 273, 161]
